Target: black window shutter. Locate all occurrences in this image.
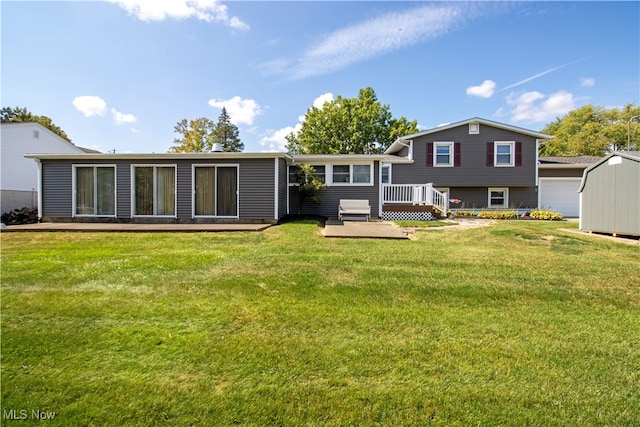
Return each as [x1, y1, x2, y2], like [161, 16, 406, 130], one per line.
[486, 142, 494, 166]
[454, 142, 461, 167]
[426, 142, 433, 167]
[515, 142, 522, 166]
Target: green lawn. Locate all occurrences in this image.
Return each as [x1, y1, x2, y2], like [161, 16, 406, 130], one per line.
[1, 221, 639, 426]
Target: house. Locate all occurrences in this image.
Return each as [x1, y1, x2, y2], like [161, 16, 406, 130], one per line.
[24, 152, 290, 224]
[379, 117, 552, 218]
[578, 151, 640, 237]
[1, 122, 96, 213]
[25, 117, 552, 224]
[538, 156, 601, 217]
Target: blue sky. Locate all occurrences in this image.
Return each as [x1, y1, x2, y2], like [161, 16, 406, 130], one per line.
[2, 1, 638, 153]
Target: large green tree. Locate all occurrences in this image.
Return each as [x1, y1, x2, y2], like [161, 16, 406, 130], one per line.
[540, 103, 640, 156]
[169, 117, 215, 153]
[286, 87, 419, 154]
[1, 106, 71, 142]
[206, 107, 244, 152]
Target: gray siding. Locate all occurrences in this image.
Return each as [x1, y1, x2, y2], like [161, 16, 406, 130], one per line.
[580, 156, 640, 235]
[539, 168, 585, 178]
[41, 162, 73, 217]
[447, 187, 537, 210]
[40, 157, 282, 222]
[278, 158, 288, 218]
[289, 163, 380, 218]
[393, 123, 538, 187]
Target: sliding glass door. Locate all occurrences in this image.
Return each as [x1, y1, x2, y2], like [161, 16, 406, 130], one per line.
[133, 166, 176, 216]
[193, 165, 238, 217]
[75, 166, 115, 216]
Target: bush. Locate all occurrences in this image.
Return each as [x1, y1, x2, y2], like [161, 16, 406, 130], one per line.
[476, 211, 518, 220]
[454, 210, 478, 217]
[529, 210, 564, 221]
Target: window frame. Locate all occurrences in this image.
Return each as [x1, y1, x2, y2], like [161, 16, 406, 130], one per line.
[191, 164, 239, 218]
[329, 163, 373, 186]
[72, 164, 117, 218]
[433, 142, 454, 167]
[494, 141, 515, 167]
[488, 187, 509, 208]
[131, 164, 177, 218]
[381, 164, 391, 184]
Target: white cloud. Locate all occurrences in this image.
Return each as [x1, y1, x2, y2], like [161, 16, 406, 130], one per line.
[466, 80, 496, 98]
[259, 93, 336, 152]
[111, 108, 138, 125]
[259, 124, 302, 152]
[108, 0, 249, 30]
[580, 77, 595, 87]
[313, 92, 334, 109]
[261, 3, 505, 80]
[208, 96, 263, 126]
[507, 90, 575, 123]
[72, 96, 107, 117]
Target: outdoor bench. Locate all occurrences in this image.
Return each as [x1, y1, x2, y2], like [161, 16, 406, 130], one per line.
[338, 199, 371, 221]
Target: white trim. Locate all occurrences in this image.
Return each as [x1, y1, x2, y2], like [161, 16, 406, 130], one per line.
[72, 164, 117, 218]
[494, 141, 515, 167]
[488, 187, 509, 208]
[469, 122, 479, 134]
[274, 158, 279, 220]
[131, 164, 178, 218]
[36, 159, 43, 220]
[328, 163, 374, 186]
[191, 164, 240, 219]
[433, 142, 454, 167]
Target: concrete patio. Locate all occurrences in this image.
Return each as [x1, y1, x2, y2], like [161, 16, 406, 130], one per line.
[323, 219, 409, 239]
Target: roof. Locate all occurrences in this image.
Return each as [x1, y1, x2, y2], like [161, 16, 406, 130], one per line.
[24, 152, 292, 161]
[578, 151, 640, 192]
[538, 155, 602, 169]
[291, 153, 411, 164]
[385, 117, 553, 155]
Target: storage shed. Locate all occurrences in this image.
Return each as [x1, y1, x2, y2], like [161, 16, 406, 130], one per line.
[578, 151, 640, 237]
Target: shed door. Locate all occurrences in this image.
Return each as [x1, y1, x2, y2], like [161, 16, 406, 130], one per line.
[539, 178, 581, 217]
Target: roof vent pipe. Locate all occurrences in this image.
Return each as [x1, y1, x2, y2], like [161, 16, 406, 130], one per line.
[212, 143, 223, 152]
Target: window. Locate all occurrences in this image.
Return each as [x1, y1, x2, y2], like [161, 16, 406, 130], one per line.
[488, 188, 508, 208]
[381, 165, 391, 184]
[495, 142, 514, 166]
[331, 164, 372, 185]
[193, 165, 238, 217]
[288, 165, 299, 185]
[434, 142, 453, 166]
[132, 165, 176, 216]
[353, 165, 370, 183]
[311, 165, 326, 183]
[74, 165, 115, 216]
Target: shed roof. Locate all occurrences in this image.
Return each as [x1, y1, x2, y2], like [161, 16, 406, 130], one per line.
[578, 151, 640, 192]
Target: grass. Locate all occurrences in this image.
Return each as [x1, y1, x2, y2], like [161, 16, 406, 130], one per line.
[1, 221, 639, 426]
[394, 220, 456, 228]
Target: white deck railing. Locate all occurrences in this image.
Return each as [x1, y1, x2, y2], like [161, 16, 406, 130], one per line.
[382, 183, 448, 217]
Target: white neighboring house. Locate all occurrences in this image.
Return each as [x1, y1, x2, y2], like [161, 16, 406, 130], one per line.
[1, 122, 96, 213]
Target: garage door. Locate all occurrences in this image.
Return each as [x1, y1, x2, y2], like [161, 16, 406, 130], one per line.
[539, 178, 582, 217]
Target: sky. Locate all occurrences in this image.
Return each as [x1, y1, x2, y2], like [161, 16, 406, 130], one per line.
[2, 1, 639, 154]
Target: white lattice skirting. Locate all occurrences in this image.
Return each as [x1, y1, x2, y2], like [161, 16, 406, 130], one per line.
[381, 211, 435, 221]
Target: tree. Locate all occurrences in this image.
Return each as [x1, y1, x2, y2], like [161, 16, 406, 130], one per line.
[169, 117, 215, 153]
[1, 106, 71, 142]
[540, 103, 640, 156]
[293, 164, 328, 214]
[286, 87, 419, 154]
[206, 107, 244, 152]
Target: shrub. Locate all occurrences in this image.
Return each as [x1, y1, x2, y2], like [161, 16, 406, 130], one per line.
[454, 210, 478, 217]
[529, 210, 564, 221]
[477, 210, 518, 220]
